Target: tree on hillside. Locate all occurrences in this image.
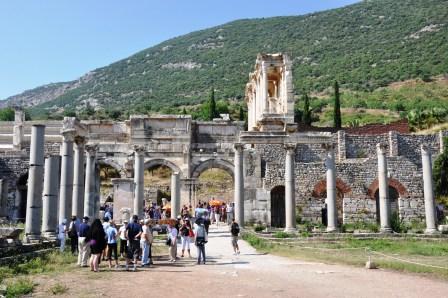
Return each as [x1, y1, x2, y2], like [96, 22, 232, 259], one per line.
[434, 137, 448, 199]
[302, 92, 312, 125]
[294, 95, 302, 124]
[182, 107, 187, 115]
[0, 107, 15, 121]
[208, 88, 218, 121]
[333, 81, 342, 129]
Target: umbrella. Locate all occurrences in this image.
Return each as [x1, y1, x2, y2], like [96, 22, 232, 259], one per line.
[209, 199, 223, 206]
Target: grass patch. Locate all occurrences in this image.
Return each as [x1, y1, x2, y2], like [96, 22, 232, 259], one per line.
[48, 283, 68, 295]
[5, 278, 35, 298]
[273, 231, 292, 238]
[244, 232, 448, 279]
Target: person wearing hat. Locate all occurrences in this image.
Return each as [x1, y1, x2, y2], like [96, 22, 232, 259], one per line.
[78, 216, 91, 267]
[58, 218, 67, 252]
[118, 219, 128, 258]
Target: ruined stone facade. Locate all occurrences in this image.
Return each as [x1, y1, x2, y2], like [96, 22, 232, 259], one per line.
[0, 53, 445, 231]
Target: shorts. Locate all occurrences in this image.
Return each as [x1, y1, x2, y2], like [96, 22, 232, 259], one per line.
[231, 236, 238, 247]
[127, 240, 140, 260]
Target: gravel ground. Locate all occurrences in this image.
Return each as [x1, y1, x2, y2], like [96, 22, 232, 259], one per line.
[33, 224, 448, 297]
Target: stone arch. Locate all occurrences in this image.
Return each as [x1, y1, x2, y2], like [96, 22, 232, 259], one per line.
[367, 178, 408, 199]
[312, 178, 352, 198]
[97, 158, 126, 178]
[144, 159, 182, 176]
[191, 158, 234, 180]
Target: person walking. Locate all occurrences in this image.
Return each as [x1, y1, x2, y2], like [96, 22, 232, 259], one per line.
[226, 203, 234, 224]
[58, 219, 67, 252]
[125, 215, 142, 271]
[87, 219, 106, 272]
[214, 206, 220, 226]
[230, 219, 241, 255]
[78, 216, 91, 267]
[118, 220, 128, 258]
[179, 218, 192, 258]
[106, 220, 119, 269]
[140, 219, 153, 267]
[68, 215, 80, 255]
[167, 222, 178, 262]
[194, 217, 208, 265]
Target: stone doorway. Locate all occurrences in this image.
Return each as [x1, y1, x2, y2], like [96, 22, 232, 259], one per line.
[15, 173, 28, 222]
[270, 185, 285, 228]
[375, 186, 399, 223]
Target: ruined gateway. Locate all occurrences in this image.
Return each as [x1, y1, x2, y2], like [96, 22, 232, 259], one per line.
[0, 54, 445, 238]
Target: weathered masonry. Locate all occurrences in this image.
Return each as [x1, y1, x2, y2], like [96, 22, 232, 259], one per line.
[0, 53, 445, 239]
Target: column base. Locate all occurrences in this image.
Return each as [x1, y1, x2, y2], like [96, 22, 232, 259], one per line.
[425, 228, 439, 235]
[42, 232, 58, 241]
[380, 227, 392, 233]
[23, 234, 42, 244]
[284, 227, 296, 233]
[326, 226, 338, 233]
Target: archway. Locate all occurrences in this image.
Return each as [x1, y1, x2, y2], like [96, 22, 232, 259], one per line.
[196, 168, 233, 206]
[191, 159, 234, 180]
[271, 185, 285, 228]
[98, 163, 121, 215]
[15, 173, 28, 222]
[374, 186, 399, 224]
[144, 163, 173, 218]
[312, 178, 352, 226]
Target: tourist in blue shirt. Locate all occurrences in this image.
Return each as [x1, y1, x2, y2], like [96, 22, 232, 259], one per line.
[77, 216, 91, 267]
[106, 220, 119, 269]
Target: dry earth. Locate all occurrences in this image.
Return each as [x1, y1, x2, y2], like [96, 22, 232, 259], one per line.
[33, 225, 448, 298]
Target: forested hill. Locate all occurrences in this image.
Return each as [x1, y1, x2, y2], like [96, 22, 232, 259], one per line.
[5, 0, 448, 118]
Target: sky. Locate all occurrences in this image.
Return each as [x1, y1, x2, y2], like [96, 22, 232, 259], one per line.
[0, 0, 359, 100]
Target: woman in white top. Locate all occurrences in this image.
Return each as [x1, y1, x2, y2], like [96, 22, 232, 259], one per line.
[168, 223, 178, 262]
[118, 221, 128, 257]
[58, 219, 67, 252]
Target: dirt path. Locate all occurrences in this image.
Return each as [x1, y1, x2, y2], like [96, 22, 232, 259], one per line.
[34, 225, 448, 297]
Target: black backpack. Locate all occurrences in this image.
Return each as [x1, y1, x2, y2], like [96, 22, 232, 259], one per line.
[231, 223, 240, 235]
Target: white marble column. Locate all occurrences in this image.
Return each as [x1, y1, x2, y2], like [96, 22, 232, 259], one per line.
[83, 144, 97, 219]
[170, 172, 180, 219]
[72, 136, 85, 219]
[41, 155, 60, 240]
[262, 62, 269, 113]
[421, 145, 438, 234]
[58, 130, 75, 224]
[24, 125, 45, 242]
[234, 143, 245, 227]
[133, 146, 145, 217]
[324, 144, 338, 232]
[377, 143, 391, 233]
[284, 143, 297, 232]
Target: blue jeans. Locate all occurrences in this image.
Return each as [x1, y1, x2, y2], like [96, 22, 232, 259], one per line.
[141, 241, 150, 265]
[197, 244, 206, 264]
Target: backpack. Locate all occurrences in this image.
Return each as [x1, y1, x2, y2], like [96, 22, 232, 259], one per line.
[196, 224, 206, 238]
[231, 223, 240, 235]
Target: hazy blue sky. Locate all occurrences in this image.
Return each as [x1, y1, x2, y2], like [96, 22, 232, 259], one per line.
[0, 0, 359, 100]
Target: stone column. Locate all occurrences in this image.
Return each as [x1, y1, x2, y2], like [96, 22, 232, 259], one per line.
[439, 131, 445, 154]
[83, 144, 97, 219]
[12, 106, 25, 150]
[377, 143, 391, 233]
[24, 125, 45, 242]
[72, 136, 86, 219]
[234, 143, 245, 227]
[262, 62, 269, 113]
[41, 155, 60, 240]
[421, 145, 437, 234]
[284, 143, 297, 232]
[58, 130, 75, 224]
[324, 143, 338, 232]
[133, 146, 145, 217]
[170, 172, 180, 219]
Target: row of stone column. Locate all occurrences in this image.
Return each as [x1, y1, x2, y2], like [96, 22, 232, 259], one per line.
[233, 141, 438, 234]
[24, 125, 99, 242]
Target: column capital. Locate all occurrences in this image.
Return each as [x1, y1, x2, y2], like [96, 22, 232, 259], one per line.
[85, 144, 98, 154]
[133, 145, 146, 156]
[234, 143, 244, 152]
[284, 143, 296, 153]
[61, 129, 76, 142]
[376, 143, 388, 155]
[421, 144, 431, 155]
[74, 136, 87, 146]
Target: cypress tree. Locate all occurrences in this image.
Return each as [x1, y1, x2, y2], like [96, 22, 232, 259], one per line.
[208, 88, 217, 120]
[302, 93, 312, 125]
[239, 105, 244, 121]
[333, 81, 342, 129]
[182, 107, 187, 115]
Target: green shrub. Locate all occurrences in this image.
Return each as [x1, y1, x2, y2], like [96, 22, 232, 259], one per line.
[254, 225, 265, 232]
[6, 278, 34, 298]
[48, 283, 68, 295]
[391, 212, 408, 233]
[273, 231, 291, 238]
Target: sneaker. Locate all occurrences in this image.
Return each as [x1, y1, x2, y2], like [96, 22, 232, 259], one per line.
[237, 251, 240, 255]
